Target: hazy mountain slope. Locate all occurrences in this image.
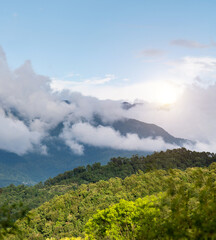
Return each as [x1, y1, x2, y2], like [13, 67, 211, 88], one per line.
[112, 118, 186, 145]
[0, 112, 190, 187]
[0, 144, 149, 187]
[0, 150, 35, 186]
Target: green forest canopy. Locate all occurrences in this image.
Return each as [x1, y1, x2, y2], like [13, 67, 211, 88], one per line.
[1, 148, 215, 212]
[5, 163, 216, 239]
[1, 148, 216, 239]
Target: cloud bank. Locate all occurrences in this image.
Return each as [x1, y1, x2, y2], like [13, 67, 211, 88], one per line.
[60, 122, 178, 155]
[0, 109, 42, 154]
[0, 47, 127, 154]
[0, 46, 216, 155]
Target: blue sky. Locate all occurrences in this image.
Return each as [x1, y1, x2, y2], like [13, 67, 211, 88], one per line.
[1, 0, 216, 102]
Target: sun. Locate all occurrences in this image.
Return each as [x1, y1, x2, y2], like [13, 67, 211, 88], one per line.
[156, 83, 182, 105]
[145, 81, 183, 105]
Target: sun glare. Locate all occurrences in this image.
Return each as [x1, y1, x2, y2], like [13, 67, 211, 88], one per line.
[145, 81, 183, 105]
[156, 83, 181, 104]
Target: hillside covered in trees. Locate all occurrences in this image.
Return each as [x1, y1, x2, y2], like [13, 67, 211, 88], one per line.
[3, 163, 216, 239]
[1, 148, 215, 212]
[1, 148, 216, 239]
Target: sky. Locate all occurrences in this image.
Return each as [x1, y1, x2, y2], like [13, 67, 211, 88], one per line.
[0, 0, 216, 155]
[1, 0, 216, 102]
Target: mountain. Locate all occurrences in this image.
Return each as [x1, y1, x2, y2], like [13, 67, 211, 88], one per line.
[0, 150, 34, 186]
[112, 118, 186, 145]
[0, 47, 193, 187]
[0, 113, 190, 187]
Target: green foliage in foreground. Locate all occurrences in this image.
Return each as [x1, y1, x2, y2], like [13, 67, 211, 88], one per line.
[85, 164, 216, 239]
[85, 194, 162, 240]
[0, 202, 29, 240]
[6, 163, 216, 239]
[8, 169, 169, 239]
[85, 195, 162, 240]
[47, 238, 84, 240]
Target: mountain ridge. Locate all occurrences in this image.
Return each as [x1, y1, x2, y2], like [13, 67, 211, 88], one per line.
[0, 109, 191, 187]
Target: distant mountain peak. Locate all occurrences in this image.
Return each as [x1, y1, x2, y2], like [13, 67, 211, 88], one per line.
[121, 101, 143, 110]
[63, 100, 71, 105]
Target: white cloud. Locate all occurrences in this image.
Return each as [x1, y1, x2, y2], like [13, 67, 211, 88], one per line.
[51, 78, 183, 105]
[51, 74, 115, 92]
[123, 82, 216, 153]
[83, 74, 115, 85]
[0, 47, 75, 154]
[60, 122, 179, 154]
[63, 138, 84, 155]
[51, 56, 216, 104]
[1, 45, 216, 155]
[184, 140, 216, 153]
[0, 47, 128, 154]
[167, 56, 216, 86]
[0, 109, 42, 155]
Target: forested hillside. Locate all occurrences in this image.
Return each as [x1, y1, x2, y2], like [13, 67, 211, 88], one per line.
[45, 147, 215, 186]
[1, 148, 215, 213]
[85, 164, 216, 240]
[4, 163, 216, 239]
[1, 148, 216, 239]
